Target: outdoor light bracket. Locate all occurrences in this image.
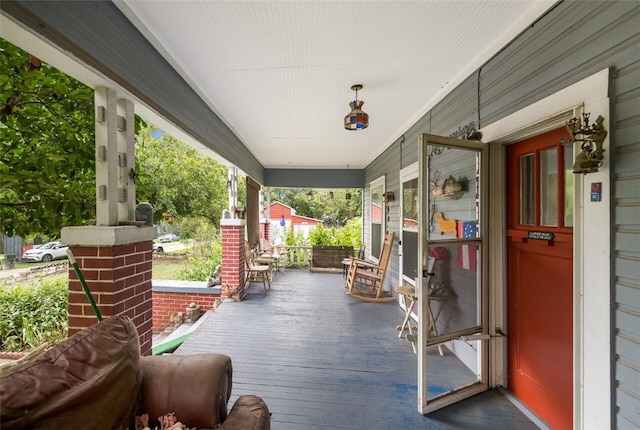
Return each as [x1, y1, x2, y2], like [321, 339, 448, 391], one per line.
[562, 113, 607, 175]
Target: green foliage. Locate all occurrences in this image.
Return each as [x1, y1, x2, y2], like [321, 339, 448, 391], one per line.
[284, 227, 296, 246]
[336, 217, 363, 249]
[308, 219, 362, 248]
[269, 188, 362, 228]
[309, 224, 332, 245]
[135, 127, 229, 228]
[178, 240, 222, 281]
[0, 278, 69, 351]
[176, 216, 218, 241]
[1, 40, 97, 237]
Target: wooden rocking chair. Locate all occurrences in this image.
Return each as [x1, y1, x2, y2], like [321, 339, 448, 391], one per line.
[345, 232, 395, 302]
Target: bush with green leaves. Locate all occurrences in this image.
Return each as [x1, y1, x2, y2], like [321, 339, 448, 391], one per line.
[0, 278, 69, 351]
[308, 220, 362, 248]
[178, 239, 222, 281]
[309, 224, 333, 245]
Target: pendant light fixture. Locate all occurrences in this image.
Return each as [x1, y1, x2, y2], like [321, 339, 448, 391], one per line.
[344, 84, 369, 130]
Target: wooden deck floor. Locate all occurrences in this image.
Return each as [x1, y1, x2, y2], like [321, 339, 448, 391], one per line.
[176, 269, 541, 429]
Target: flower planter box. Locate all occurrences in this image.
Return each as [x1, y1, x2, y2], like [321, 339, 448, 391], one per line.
[311, 245, 354, 269]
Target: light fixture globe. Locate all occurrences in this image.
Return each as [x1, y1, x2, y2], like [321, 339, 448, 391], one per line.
[344, 84, 369, 130]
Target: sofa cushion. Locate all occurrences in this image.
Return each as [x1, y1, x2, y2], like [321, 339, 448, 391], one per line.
[0, 315, 142, 430]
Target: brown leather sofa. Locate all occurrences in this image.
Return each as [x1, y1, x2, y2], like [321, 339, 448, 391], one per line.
[0, 316, 270, 429]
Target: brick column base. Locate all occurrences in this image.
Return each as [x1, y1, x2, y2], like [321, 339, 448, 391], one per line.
[62, 226, 156, 355]
[221, 219, 246, 300]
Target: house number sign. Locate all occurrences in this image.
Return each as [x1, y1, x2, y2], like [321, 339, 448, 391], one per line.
[527, 231, 554, 241]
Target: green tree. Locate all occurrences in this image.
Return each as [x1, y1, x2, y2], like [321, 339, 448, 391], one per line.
[269, 187, 361, 227]
[135, 127, 229, 227]
[1, 39, 96, 237]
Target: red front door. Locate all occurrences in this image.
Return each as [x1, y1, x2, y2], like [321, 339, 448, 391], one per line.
[506, 128, 574, 430]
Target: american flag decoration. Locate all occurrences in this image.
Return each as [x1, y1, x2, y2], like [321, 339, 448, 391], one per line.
[457, 243, 477, 271]
[457, 221, 476, 238]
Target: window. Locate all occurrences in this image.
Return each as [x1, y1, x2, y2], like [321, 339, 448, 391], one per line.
[517, 141, 573, 228]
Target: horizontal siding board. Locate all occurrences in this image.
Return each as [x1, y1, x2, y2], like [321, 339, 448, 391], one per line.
[616, 361, 640, 396]
[430, 74, 479, 135]
[480, 3, 640, 127]
[615, 205, 640, 226]
[616, 386, 640, 429]
[615, 231, 640, 254]
[616, 254, 640, 280]
[613, 151, 640, 178]
[401, 133, 420, 169]
[616, 282, 640, 316]
[616, 334, 640, 369]
[614, 58, 640, 96]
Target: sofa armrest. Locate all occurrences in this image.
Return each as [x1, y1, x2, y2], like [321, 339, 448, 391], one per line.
[139, 354, 232, 428]
[220, 395, 270, 430]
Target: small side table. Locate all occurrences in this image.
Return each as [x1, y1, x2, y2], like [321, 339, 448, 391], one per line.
[394, 285, 446, 355]
[395, 285, 418, 353]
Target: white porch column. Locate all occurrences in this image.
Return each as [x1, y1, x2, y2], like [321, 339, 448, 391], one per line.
[94, 87, 136, 225]
[228, 166, 238, 217]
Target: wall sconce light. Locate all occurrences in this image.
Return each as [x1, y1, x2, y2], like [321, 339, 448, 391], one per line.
[382, 191, 395, 203]
[329, 191, 334, 199]
[344, 84, 369, 130]
[307, 191, 313, 201]
[563, 113, 607, 175]
[345, 192, 352, 200]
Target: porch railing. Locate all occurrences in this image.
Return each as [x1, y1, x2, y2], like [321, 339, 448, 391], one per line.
[280, 246, 312, 267]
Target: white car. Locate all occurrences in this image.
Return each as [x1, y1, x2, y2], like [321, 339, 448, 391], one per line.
[158, 234, 179, 243]
[22, 242, 69, 263]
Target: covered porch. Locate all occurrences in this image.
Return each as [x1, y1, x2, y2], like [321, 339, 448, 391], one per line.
[175, 269, 541, 429]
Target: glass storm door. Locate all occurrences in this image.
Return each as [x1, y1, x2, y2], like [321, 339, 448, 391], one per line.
[417, 134, 488, 414]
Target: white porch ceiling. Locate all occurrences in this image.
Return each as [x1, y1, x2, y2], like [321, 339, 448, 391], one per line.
[115, 1, 554, 169]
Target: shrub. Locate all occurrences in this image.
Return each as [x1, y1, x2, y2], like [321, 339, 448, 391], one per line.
[178, 239, 222, 281]
[309, 224, 332, 245]
[0, 278, 69, 351]
[308, 219, 362, 248]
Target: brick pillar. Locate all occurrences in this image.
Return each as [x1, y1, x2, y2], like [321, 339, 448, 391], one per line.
[221, 219, 246, 300]
[260, 221, 270, 242]
[62, 226, 156, 355]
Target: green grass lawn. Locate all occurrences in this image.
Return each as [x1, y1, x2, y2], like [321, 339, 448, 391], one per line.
[152, 259, 184, 279]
